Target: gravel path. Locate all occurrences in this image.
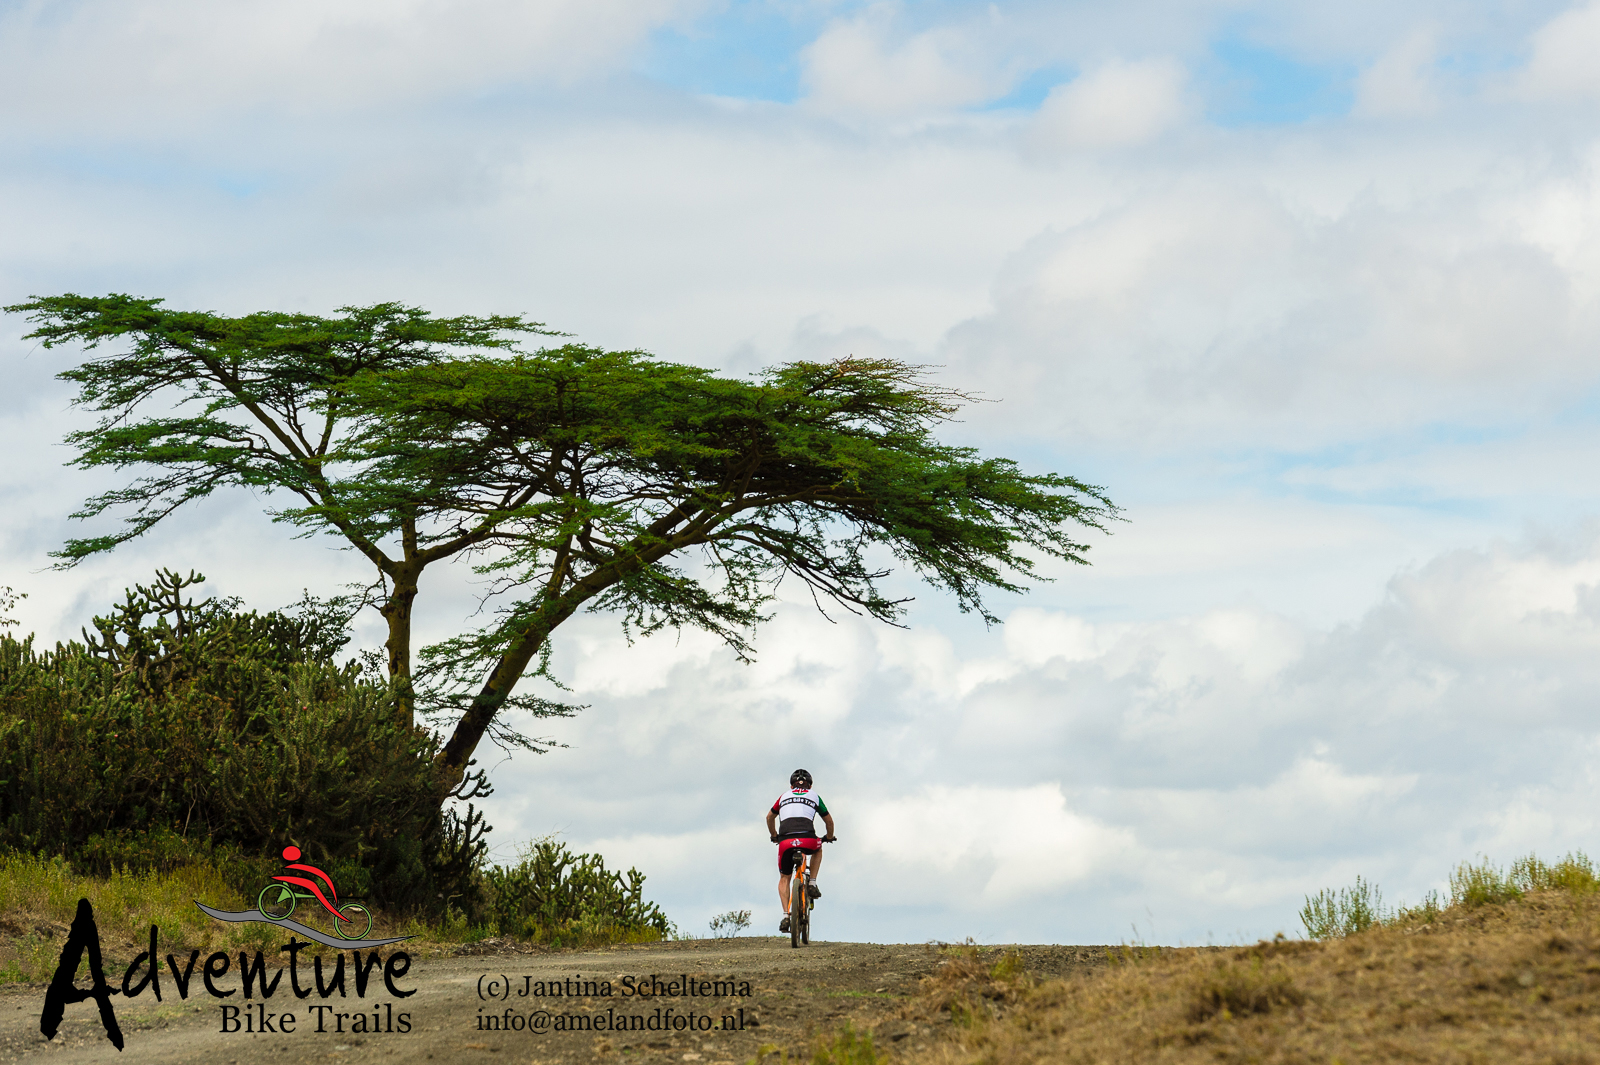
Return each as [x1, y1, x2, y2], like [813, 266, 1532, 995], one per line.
[1, 937, 1117, 1063]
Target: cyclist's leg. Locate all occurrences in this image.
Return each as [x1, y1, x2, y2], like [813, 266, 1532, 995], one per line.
[778, 839, 793, 906]
[797, 841, 821, 897]
[777, 840, 796, 926]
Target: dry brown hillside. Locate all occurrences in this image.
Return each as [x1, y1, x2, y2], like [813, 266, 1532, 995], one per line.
[895, 861, 1600, 1065]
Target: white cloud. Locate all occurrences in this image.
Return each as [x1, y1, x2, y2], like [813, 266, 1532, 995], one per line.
[938, 173, 1594, 448]
[8, 0, 1600, 948]
[0, 0, 701, 125]
[448, 526, 1600, 942]
[1515, 1, 1600, 101]
[1497, 142, 1600, 300]
[856, 784, 1137, 903]
[1353, 28, 1440, 117]
[1029, 58, 1190, 150]
[800, 5, 1012, 118]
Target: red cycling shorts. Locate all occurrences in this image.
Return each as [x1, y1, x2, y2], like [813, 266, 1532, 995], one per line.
[778, 836, 821, 874]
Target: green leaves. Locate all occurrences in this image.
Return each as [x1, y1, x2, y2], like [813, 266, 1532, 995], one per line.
[8, 294, 561, 565]
[11, 293, 1120, 775]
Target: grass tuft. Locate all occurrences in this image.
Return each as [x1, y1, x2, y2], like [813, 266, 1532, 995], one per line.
[745, 1023, 887, 1065]
[1300, 874, 1385, 939]
[1185, 955, 1306, 1022]
[811, 1023, 887, 1064]
[1450, 855, 1524, 908]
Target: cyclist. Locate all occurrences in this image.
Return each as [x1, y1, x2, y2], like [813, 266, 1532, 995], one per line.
[767, 768, 835, 934]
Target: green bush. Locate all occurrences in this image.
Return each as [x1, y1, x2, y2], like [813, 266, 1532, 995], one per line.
[0, 571, 483, 913]
[1396, 889, 1443, 925]
[709, 908, 751, 937]
[1300, 875, 1387, 940]
[1449, 857, 1524, 909]
[1301, 851, 1600, 940]
[484, 839, 673, 946]
[1508, 852, 1597, 895]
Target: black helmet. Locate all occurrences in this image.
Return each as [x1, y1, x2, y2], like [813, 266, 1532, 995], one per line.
[790, 768, 813, 788]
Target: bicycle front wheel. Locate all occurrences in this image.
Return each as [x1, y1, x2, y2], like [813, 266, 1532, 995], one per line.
[258, 884, 296, 921]
[335, 903, 374, 941]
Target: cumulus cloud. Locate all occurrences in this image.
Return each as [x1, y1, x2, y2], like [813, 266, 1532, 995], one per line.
[8, 0, 1600, 950]
[1353, 28, 1440, 117]
[1515, 1, 1600, 101]
[0, 0, 701, 125]
[1029, 58, 1191, 151]
[938, 170, 1597, 448]
[800, 5, 1013, 118]
[457, 526, 1600, 942]
[856, 784, 1138, 903]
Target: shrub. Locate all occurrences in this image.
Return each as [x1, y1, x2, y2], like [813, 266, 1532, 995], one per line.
[1450, 857, 1523, 909]
[1300, 875, 1387, 940]
[1509, 852, 1597, 895]
[1300, 851, 1598, 942]
[0, 571, 481, 913]
[483, 839, 673, 946]
[709, 908, 751, 937]
[1396, 889, 1444, 924]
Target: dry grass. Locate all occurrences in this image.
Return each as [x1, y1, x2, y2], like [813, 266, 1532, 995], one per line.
[0, 851, 672, 986]
[895, 889, 1600, 1064]
[0, 854, 448, 983]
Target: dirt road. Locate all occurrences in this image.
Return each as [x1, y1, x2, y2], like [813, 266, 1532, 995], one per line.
[0, 937, 1116, 1064]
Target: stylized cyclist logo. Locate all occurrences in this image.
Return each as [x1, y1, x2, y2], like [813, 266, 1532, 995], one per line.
[255, 845, 374, 941]
[195, 844, 411, 949]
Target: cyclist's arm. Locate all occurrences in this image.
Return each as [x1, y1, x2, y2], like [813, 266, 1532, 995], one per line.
[822, 813, 835, 840]
[766, 810, 778, 836]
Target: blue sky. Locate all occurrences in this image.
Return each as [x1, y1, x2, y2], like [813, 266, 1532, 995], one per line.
[636, 4, 1367, 124]
[5, 0, 1600, 947]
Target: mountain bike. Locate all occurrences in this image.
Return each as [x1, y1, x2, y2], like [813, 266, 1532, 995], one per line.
[256, 845, 374, 941]
[786, 836, 834, 949]
[257, 881, 374, 940]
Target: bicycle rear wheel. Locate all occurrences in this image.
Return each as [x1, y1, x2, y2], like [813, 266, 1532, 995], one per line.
[335, 903, 374, 941]
[790, 871, 804, 949]
[799, 854, 814, 946]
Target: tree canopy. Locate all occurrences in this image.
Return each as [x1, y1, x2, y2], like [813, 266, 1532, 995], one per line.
[8, 294, 1120, 789]
[7, 293, 557, 727]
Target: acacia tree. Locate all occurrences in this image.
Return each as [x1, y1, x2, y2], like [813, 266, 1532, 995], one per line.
[7, 294, 558, 725]
[9, 294, 1120, 790]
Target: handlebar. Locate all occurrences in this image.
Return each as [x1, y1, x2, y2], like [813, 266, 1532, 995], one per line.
[772, 835, 837, 843]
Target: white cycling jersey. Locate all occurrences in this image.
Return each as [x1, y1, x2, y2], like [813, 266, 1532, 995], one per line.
[771, 788, 829, 838]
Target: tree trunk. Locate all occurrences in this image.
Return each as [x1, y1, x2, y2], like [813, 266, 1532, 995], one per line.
[436, 619, 551, 792]
[380, 564, 420, 729]
[435, 549, 676, 792]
